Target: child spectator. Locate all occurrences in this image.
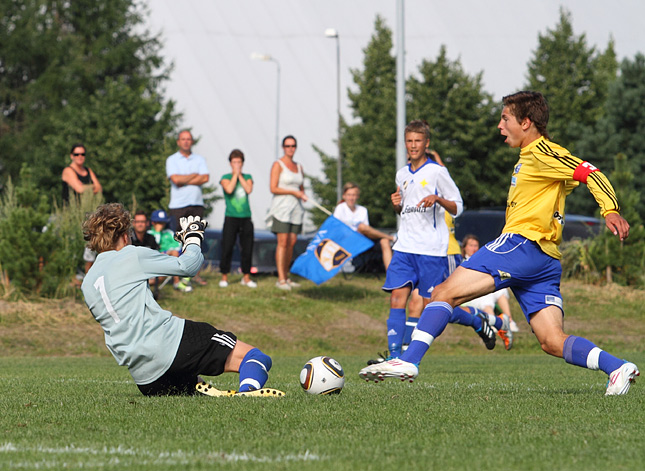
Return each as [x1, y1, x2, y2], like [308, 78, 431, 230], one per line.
[149, 209, 192, 293]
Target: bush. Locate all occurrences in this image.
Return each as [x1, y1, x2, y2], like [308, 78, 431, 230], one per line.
[0, 166, 103, 297]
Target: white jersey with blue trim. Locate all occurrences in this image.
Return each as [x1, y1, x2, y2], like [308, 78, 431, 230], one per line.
[393, 159, 463, 256]
[81, 244, 203, 385]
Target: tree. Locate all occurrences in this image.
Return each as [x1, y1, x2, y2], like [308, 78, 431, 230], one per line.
[310, 16, 397, 228]
[0, 0, 180, 213]
[407, 46, 516, 209]
[588, 153, 645, 286]
[574, 54, 645, 220]
[525, 8, 617, 150]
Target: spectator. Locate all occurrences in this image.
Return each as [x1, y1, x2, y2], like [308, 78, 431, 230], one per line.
[166, 129, 209, 285]
[62, 143, 103, 273]
[130, 210, 159, 250]
[266, 135, 307, 291]
[219, 149, 256, 288]
[333, 182, 395, 270]
[148, 209, 192, 293]
[61, 143, 102, 203]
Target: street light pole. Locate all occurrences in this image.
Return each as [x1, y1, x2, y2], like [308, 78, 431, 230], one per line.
[325, 28, 342, 202]
[251, 52, 281, 159]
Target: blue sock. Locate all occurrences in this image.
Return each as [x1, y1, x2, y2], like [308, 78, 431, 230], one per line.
[403, 317, 419, 346]
[387, 308, 407, 357]
[401, 302, 451, 365]
[562, 336, 624, 375]
[449, 306, 476, 327]
[238, 348, 272, 392]
[493, 315, 503, 330]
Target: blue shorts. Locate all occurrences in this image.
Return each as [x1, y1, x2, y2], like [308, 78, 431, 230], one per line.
[383, 251, 448, 298]
[447, 254, 462, 276]
[461, 233, 563, 321]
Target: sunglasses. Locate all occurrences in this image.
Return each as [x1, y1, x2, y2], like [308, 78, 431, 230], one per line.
[283, 145, 297, 148]
[72, 153, 86, 156]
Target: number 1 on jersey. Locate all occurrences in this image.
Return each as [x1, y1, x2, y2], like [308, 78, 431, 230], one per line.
[94, 276, 121, 323]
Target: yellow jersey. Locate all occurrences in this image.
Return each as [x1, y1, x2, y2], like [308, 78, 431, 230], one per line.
[503, 136, 619, 260]
[444, 212, 461, 256]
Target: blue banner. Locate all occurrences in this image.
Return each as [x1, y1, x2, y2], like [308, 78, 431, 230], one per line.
[291, 216, 374, 285]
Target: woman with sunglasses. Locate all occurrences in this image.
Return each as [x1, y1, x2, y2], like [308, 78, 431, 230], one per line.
[62, 143, 103, 203]
[266, 135, 307, 290]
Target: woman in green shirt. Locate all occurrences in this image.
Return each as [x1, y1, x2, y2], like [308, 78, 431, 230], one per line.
[219, 149, 256, 288]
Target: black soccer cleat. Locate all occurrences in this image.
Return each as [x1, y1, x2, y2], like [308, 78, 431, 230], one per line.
[475, 312, 496, 350]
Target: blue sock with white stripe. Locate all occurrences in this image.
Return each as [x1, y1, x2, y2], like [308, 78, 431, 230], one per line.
[387, 308, 407, 358]
[401, 302, 451, 365]
[403, 317, 419, 346]
[562, 335, 624, 375]
[238, 348, 272, 392]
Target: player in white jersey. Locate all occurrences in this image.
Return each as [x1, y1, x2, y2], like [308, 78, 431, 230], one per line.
[378, 120, 496, 360]
[81, 203, 283, 397]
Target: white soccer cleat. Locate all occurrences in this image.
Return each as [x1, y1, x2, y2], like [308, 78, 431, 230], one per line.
[358, 358, 418, 383]
[605, 362, 640, 396]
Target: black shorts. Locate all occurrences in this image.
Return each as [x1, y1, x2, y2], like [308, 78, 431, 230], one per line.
[137, 320, 237, 396]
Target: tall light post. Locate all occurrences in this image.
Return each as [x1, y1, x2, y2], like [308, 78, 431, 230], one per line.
[325, 28, 342, 202]
[251, 52, 281, 159]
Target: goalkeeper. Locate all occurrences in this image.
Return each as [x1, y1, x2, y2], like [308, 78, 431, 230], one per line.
[81, 203, 283, 397]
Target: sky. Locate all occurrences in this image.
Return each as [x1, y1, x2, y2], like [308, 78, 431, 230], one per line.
[143, 0, 645, 230]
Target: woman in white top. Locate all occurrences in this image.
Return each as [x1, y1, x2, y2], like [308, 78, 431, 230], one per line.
[333, 182, 395, 270]
[267, 135, 308, 290]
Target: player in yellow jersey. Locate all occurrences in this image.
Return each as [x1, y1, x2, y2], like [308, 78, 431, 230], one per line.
[360, 91, 639, 395]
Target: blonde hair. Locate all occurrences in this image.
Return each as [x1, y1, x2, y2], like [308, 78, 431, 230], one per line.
[83, 203, 132, 253]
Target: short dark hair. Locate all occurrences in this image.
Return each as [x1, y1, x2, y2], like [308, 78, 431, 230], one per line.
[282, 135, 297, 147]
[502, 91, 550, 139]
[134, 210, 147, 219]
[229, 149, 245, 162]
[70, 143, 86, 154]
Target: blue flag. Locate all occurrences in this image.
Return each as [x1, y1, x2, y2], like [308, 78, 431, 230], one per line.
[291, 216, 374, 285]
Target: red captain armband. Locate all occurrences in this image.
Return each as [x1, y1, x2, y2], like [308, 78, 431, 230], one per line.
[572, 161, 599, 184]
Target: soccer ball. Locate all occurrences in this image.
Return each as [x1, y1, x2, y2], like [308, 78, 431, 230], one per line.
[299, 356, 345, 395]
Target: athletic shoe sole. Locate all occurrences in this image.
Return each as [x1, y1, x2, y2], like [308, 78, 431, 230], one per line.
[235, 388, 285, 397]
[196, 382, 236, 397]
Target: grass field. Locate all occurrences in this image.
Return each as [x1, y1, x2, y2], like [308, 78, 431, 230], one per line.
[1, 274, 644, 470]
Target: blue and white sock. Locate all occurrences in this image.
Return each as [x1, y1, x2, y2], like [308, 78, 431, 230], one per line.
[403, 317, 420, 347]
[562, 335, 624, 375]
[387, 308, 407, 358]
[238, 348, 272, 392]
[401, 302, 451, 365]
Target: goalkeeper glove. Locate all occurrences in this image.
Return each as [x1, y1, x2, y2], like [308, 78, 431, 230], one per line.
[174, 215, 208, 248]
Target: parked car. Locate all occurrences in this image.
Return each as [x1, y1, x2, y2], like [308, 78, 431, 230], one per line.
[454, 209, 603, 246]
[202, 228, 312, 274]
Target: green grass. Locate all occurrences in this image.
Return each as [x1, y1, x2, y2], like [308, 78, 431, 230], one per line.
[1, 274, 645, 469]
[1, 354, 644, 470]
